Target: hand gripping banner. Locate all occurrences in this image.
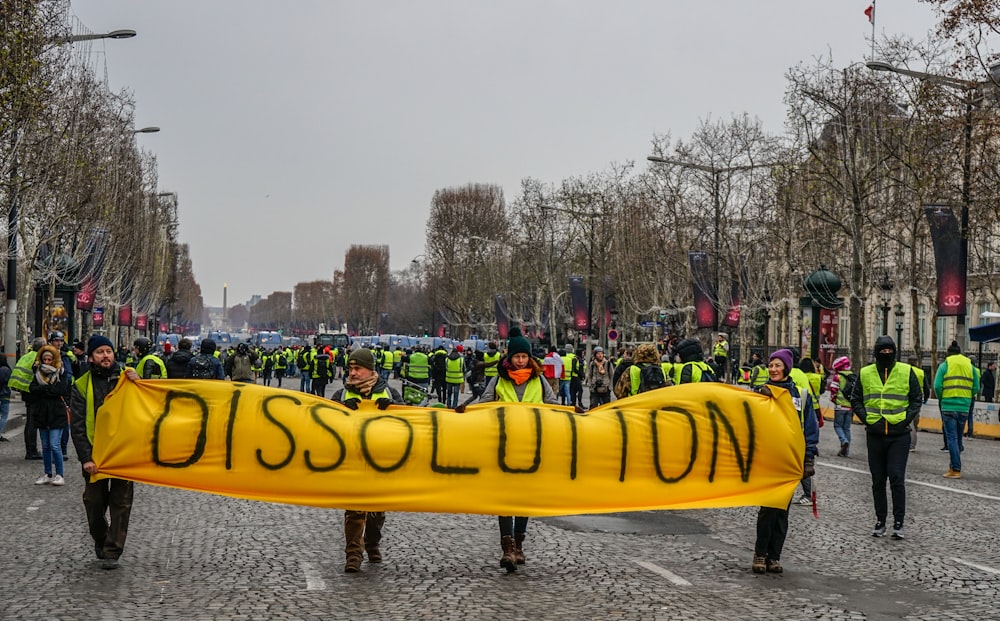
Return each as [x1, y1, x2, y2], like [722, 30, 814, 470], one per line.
[90, 380, 805, 515]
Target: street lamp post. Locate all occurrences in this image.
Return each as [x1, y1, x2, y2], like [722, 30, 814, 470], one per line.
[894, 304, 905, 360]
[646, 155, 780, 332]
[866, 60, 991, 350]
[879, 272, 893, 336]
[5, 27, 137, 364]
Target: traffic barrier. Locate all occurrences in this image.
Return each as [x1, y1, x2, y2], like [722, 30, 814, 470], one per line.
[820, 396, 1000, 439]
[90, 379, 806, 515]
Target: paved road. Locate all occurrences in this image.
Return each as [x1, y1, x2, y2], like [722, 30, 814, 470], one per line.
[2, 381, 999, 620]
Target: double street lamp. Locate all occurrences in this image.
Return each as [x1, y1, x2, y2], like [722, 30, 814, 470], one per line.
[866, 60, 993, 350]
[5, 27, 139, 362]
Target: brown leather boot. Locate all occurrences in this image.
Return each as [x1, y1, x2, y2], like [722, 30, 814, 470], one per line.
[500, 535, 517, 573]
[513, 533, 526, 565]
[344, 510, 366, 573]
[365, 512, 385, 563]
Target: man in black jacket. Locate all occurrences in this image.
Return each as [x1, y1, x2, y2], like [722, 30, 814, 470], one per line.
[165, 338, 195, 378]
[70, 335, 140, 570]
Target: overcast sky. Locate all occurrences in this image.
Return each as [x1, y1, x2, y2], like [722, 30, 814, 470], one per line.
[70, 1, 938, 308]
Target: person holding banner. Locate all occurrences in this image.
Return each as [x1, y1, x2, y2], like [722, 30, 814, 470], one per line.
[331, 347, 403, 573]
[69, 335, 141, 570]
[463, 326, 565, 573]
[752, 349, 819, 574]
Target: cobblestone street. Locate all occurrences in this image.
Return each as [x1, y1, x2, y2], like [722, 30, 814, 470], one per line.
[3, 391, 999, 620]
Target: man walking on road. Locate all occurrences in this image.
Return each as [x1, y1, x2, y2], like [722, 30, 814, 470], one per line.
[849, 335, 922, 540]
[934, 341, 978, 479]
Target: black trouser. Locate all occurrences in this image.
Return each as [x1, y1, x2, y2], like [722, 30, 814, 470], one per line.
[590, 389, 612, 408]
[755, 505, 789, 560]
[312, 380, 328, 398]
[498, 515, 529, 537]
[23, 403, 38, 456]
[83, 474, 134, 560]
[570, 378, 584, 409]
[866, 431, 910, 526]
[432, 377, 446, 403]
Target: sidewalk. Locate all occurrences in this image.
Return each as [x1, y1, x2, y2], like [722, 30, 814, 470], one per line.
[1, 396, 27, 438]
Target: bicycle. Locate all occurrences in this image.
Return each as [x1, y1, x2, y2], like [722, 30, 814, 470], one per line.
[400, 379, 447, 408]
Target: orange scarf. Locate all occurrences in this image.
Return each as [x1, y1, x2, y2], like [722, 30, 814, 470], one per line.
[508, 367, 533, 385]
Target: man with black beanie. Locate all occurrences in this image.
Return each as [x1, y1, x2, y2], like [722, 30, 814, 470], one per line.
[848, 335, 923, 541]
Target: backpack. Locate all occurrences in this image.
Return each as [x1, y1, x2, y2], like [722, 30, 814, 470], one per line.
[231, 354, 252, 379]
[431, 352, 447, 374]
[190, 354, 215, 379]
[637, 363, 667, 393]
[839, 371, 858, 402]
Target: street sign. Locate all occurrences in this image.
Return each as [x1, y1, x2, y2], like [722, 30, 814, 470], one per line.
[607, 329, 619, 341]
[639, 321, 663, 328]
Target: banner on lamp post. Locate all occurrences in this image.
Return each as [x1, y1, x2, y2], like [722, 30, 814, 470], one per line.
[924, 206, 966, 317]
[118, 305, 132, 326]
[75, 278, 96, 311]
[92, 307, 104, 328]
[135, 314, 148, 330]
[494, 294, 509, 340]
[569, 275, 588, 331]
[689, 252, 717, 329]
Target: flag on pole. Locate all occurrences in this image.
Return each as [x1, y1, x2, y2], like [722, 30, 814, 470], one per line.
[864, 3, 874, 24]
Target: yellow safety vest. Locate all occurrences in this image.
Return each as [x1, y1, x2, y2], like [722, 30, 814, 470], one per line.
[860, 362, 913, 427]
[445, 356, 465, 384]
[137, 354, 167, 379]
[343, 387, 391, 402]
[483, 352, 501, 377]
[495, 376, 543, 403]
[940, 354, 974, 400]
[834, 371, 854, 408]
[407, 352, 430, 380]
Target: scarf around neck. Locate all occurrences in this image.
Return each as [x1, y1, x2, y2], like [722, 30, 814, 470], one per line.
[345, 373, 378, 397]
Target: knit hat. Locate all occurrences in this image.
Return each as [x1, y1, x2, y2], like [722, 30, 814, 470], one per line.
[506, 327, 531, 359]
[769, 349, 794, 376]
[348, 347, 375, 371]
[832, 356, 851, 371]
[87, 334, 115, 355]
[947, 340, 961, 355]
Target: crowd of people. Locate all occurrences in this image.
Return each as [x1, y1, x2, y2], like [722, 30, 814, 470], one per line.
[1, 327, 995, 576]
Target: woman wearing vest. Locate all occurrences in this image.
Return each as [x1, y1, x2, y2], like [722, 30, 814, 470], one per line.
[827, 356, 854, 457]
[848, 336, 922, 540]
[461, 327, 566, 573]
[751, 349, 819, 574]
[331, 348, 403, 573]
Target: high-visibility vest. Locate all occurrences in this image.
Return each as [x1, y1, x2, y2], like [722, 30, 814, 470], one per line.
[137, 354, 167, 379]
[560, 353, 576, 379]
[629, 363, 666, 395]
[483, 352, 501, 377]
[661, 362, 676, 385]
[860, 362, 913, 426]
[672, 361, 713, 384]
[75, 367, 125, 443]
[834, 371, 854, 408]
[445, 356, 465, 384]
[407, 352, 430, 380]
[343, 387, 391, 402]
[495, 376, 543, 403]
[750, 365, 768, 387]
[713, 340, 728, 358]
[382, 351, 395, 371]
[940, 354, 974, 400]
[9, 351, 37, 392]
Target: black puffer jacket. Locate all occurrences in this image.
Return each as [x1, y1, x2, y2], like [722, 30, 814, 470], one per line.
[166, 350, 194, 379]
[27, 370, 72, 429]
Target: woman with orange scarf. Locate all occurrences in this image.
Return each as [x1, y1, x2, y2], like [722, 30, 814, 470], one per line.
[474, 327, 561, 573]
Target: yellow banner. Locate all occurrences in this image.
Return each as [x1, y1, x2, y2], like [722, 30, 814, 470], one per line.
[91, 379, 805, 515]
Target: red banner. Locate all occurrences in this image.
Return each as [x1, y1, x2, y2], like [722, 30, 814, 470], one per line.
[93, 307, 104, 328]
[118, 305, 132, 326]
[924, 206, 966, 317]
[75, 279, 96, 311]
[494, 294, 509, 340]
[818, 308, 839, 370]
[569, 275, 588, 331]
[689, 252, 717, 329]
[135, 314, 148, 330]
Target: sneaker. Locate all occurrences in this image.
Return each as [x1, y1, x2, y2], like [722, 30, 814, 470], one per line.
[891, 523, 904, 540]
[872, 522, 886, 537]
[34, 474, 52, 485]
[943, 469, 962, 479]
[794, 496, 812, 505]
[51, 475, 65, 486]
[940, 447, 948, 451]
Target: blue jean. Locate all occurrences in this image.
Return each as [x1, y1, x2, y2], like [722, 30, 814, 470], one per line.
[0, 399, 9, 434]
[559, 380, 571, 404]
[300, 370, 312, 393]
[445, 383, 461, 409]
[39, 427, 64, 477]
[942, 411, 966, 472]
[833, 409, 852, 446]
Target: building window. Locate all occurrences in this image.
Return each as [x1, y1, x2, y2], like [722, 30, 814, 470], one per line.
[979, 302, 992, 326]
[839, 316, 849, 347]
[936, 316, 948, 350]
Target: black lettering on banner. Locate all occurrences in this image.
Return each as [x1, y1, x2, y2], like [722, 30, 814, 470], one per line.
[360, 415, 414, 473]
[430, 410, 478, 475]
[152, 391, 209, 468]
[615, 409, 628, 482]
[225, 389, 241, 470]
[304, 403, 347, 472]
[650, 407, 697, 483]
[707, 400, 754, 483]
[562, 411, 579, 480]
[256, 394, 298, 470]
[497, 407, 542, 474]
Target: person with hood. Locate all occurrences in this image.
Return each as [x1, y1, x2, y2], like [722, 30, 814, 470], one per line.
[933, 340, 978, 479]
[671, 337, 716, 384]
[750, 348, 819, 574]
[617, 343, 665, 397]
[459, 327, 566, 573]
[165, 338, 196, 379]
[827, 356, 855, 457]
[189, 339, 226, 380]
[848, 335, 922, 540]
[27, 345, 73, 486]
[69, 335, 141, 569]
[444, 344, 465, 408]
[331, 348, 402, 573]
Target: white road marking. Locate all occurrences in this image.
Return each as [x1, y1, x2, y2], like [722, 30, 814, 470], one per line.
[26, 499, 44, 512]
[634, 560, 691, 586]
[819, 462, 1000, 501]
[950, 557, 1000, 575]
[302, 562, 327, 591]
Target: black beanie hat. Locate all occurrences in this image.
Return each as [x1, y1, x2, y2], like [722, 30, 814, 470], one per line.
[947, 340, 961, 355]
[87, 334, 114, 355]
[506, 327, 531, 359]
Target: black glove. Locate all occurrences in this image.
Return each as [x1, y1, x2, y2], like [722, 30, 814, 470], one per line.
[802, 455, 816, 479]
[574, 405, 586, 414]
[342, 398, 360, 410]
[454, 404, 467, 413]
[376, 398, 393, 410]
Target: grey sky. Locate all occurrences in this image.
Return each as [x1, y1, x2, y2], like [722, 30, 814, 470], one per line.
[70, 1, 937, 308]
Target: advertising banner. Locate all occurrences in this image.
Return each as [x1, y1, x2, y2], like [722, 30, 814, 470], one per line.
[924, 206, 966, 316]
[689, 252, 717, 329]
[569, 275, 589, 331]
